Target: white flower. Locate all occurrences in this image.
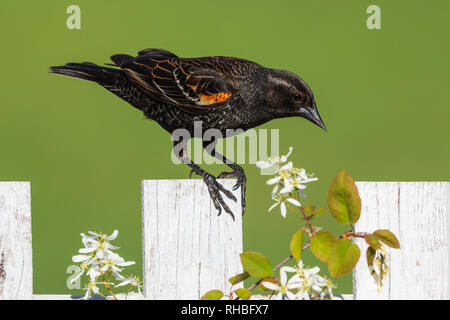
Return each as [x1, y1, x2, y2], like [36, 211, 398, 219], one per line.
[257, 147, 318, 218]
[268, 196, 301, 218]
[100, 252, 135, 280]
[256, 147, 293, 169]
[79, 230, 121, 259]
[369, 245, 389, 292]
[268, 161, 292, 187]
[116, 275, 143, 296]
[70, 229, 138, 299]
[261, 267, 299, 300]
[83, 267, 102, 300]
[72, 230, 121, 268]
[288, 260, 320, 282]
[284, 261, 332, 300]
[320, 277, 336, 299]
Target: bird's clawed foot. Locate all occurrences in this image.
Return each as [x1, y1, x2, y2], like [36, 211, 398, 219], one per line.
[202, 173, 237, 220]
[217, 167, 247, 215]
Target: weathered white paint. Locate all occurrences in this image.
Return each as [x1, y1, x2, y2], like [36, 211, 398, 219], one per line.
[353, 182, 450, 300]
[141, 179, 243, 299]
[0, 182, 33, 299]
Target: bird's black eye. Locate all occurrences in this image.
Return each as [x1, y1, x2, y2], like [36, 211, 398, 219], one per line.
[292, 93, 303, 104]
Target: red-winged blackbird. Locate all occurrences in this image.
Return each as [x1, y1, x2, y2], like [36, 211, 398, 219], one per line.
[50, 48, 326, 220]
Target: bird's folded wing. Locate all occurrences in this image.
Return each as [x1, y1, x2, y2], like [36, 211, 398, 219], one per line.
[116, 53, 235, 110]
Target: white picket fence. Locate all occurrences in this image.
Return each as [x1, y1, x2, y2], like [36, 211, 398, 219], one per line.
[0, 180, 449, 300]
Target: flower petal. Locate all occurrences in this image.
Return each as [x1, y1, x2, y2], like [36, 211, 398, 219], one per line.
[280, 147, 293, 163]
[271, 185, 279, 196]
[280, 161, 293, 172]
[268, 202, 279, 212]
[115, 279, 132, 287]
[281, 266, 296, 274]
[307, 266, 320, 275]
[286, 291, 296, 300]
[287, 282, 301, 290]
[117, 261, 135, 267]
[266, 176, 281, 185]
[286, 198, 301, 207]
[72, 254, 89, 263]
[78, 247, 96, 254]
[280, 202, 287, 218]
[261, 281, 280, 291]
[107, 230, 119, 241]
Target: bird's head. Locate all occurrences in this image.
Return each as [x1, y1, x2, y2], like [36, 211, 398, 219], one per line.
[264, 69, 326, 131]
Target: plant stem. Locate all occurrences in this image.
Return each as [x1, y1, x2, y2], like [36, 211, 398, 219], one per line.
[102, 272, 117, 300]
[125, 285, 134, 300]
[340, 231, 368, 239]
[294, 192, 315, 235]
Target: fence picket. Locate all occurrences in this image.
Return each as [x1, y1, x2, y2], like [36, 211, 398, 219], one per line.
[141, 179, 243, 299]
[0, 182, 33, 299]
[353, 182, 450, 299]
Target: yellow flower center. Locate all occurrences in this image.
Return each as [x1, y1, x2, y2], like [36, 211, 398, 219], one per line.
[280, 171, 289, 179]
[280, 285, 288, 294]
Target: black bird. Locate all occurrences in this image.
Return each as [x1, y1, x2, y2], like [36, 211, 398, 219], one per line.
[50, 48, 326, 220]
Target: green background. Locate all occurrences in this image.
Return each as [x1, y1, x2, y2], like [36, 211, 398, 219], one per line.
[0, 0, 449, 295]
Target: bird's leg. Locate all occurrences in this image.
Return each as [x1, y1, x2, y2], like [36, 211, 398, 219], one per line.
[173, 141, 237, 220]
[203, 142, 247, 215]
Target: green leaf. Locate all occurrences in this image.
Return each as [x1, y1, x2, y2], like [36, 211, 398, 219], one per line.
[328, 238, 361, 277]
[366, 247, 376, 267]
[373, 229, 400, 249]
[311, 208, 327, 218]
[228, 272, 250, 285]
[310, 231, 338, 263]
[290, 229, 303, 262]
[302, 206, 316, 214]
[201, 289, 224, 300]
[365, 234, 382, 250]
[301, 206, 326, 218]
[240, 252, 273, 278]
[327, 170, 361, 224]
[234, 288, 251, 300]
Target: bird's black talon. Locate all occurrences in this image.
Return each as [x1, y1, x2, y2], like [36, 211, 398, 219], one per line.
[189, 169, 196, 179]
[201, 173, 238, 219]
[221, 188, 237, 202]
[216, 167, 246, 216]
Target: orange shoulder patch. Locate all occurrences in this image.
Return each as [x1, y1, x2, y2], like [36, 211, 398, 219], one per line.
[198, 92, 232, 105]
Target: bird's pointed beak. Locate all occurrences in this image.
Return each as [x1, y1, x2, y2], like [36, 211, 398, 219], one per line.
[301, 103, 327, 131]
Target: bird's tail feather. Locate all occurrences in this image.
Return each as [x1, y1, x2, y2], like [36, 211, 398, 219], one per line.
[50, 62, 120, 85]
